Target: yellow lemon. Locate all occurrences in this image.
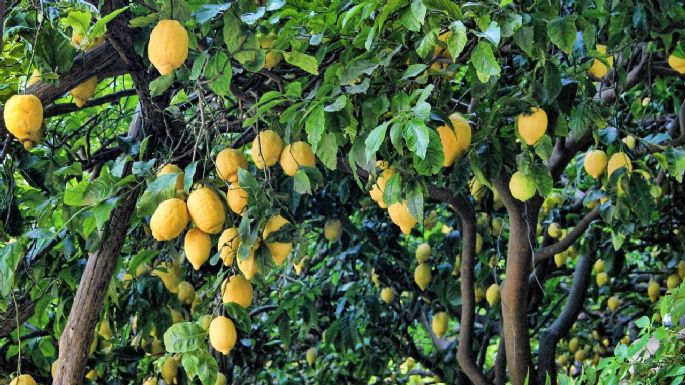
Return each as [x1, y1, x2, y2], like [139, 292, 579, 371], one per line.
[216, 148, 248, 182]
[280, 141, 316, 176]
[9, 375, 37, 385]
[85, 369, 98, 381]
[433, 31, 452, 59]
[369, 168, 395, 208]
[263, 215, 292, 266]
[324, 218, 343, 242]
[668, 54, 685, 74]
[414, 263, 431, 291]
[148, 20, 189, 75]
[218, 227, 240, 266]
[161, 357, 178, 385]
[3, 94, 43, 150]
[475, 233, 483, 253]
[677, 260, 685, 279]
[70, 76, 98, 108]
[222, 275, 253, 308]
[554, 252, 567, 268]
[509, 171, 536, 202]
[594, 259, 605, 273]
[486, 283, 500, 306]
[475, 286, 485, 303]
[184, 228, 211, 270]
[584, 150, 608, 179]
[28, 69, 41, 86]
[98, 317, 113, 339]
[237, 238, 261, 280]
[226, 182, 249, 215]
[187, 187, 226, 234]
[177, 281, 196, 305]
[143, 377, 158, 385]
[71, 32, 105, 51]
[415, 243, 431, 263]
[517, 107, 548, 145]
[648, 280, 660, 302]
[209, 316, 237, 355]
[607, 296, 620, 312]
[388, 201, 417, 235]
[431, 312, 448, 338]
[306, 347, 317, 366]
[380, 287, 395, 304]
[607, 152, 632, 176]
[548, 223, 562, 239]
[666, 274, 681, 289]
[588, 44, 613, 78]
[251, 130, 283, 169]
[152, 261, 181, 293]
[596, 272, 608, 287]
[215, 373, 227, 385]
[150, 198, 189, 241]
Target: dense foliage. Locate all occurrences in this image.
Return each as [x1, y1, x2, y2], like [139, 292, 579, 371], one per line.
[0, 0, 684, 385]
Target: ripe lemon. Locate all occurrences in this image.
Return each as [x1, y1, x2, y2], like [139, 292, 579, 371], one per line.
[218, 227, 240, 266]
[161, 357, 178, 385]
[98, 318, 113, 339]
[251, 130, 283, 169]
[388, 201, 417, 235]
[150, 198, 189, 241]
[677, 260, 685, 279]
[215, 373, 227, 385]
[437, 114, 471, 167]
[607, 296, 620, 311]
[491, 218, 503, 235]
[371, 270, 381, 288]
[554, 252, 567, 268]
[622, 135, 636, 149]
[28, 69, 41, 86]
[280, 141, 316, 176]
[486, 283, 500, 306]
[648, 280, 660, 302]
[70, 76, 98, 108]
[306, 347, 317, 366]
[157, 164, 185, 194]
[187, 187, 226, 234]
[607, 152, 632, 176]
[152, 261, 181, 293]
[216, 148, 248, 182]
[574, 349, 587, 362]
[668, 54, 685, 74]
[548, 223, 562, 239]
[143, 377, 158, 385]
[209, 316, 237, 355]
[222, 275, 253, 308]
[517, 107, 548, 145]
[588, 44, 613, 78]
[9, 375, 37, 385]
[263, 215, 292, 266]
[666, 274, 682, 289]
[51, 360, 58, 377]
[226, 182, 249, 215]
[568, 337, 579, 352]
[431, 312, 448, 338]
[260, 34, 283, 69]
[415, 243, 431, 262]
[414, 263, 431, 291]
[475, 233, 483, 253]
[380, 287, 395, 304]
[433, 31, 452, 59]
[596, 272, 608, 287]
[148, 20, 189, 75]
[509, 171, 536, 202]
[584, 150, 608, 179]
[437, 125, 459, 167]
[237, 238, 261, 280]
[177, 281, 196, 305]
[184, 228, 211, 270]
[3, 94, 44, 150]
[324, 218, 343, 242]
[294, 258, 307, 275]
[369, 168, 395, 208]
[594, 259, 604, 273]
[475, 286, 485, 303]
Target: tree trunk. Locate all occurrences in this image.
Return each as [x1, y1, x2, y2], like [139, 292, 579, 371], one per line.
[493, 176, 540, 385]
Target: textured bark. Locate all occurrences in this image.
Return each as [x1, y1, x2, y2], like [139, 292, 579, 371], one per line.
[493, 175, 540, 385]
[537, 253, 593, 385]
[53, 187, 138, 385]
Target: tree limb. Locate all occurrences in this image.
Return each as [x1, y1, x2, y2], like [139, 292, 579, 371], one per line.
[534, 206, 600, 264]
[44, 89, 137, 117]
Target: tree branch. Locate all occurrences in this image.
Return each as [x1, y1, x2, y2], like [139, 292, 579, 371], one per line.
[534, 206, 600, 264]
[44, 89, 137, 117]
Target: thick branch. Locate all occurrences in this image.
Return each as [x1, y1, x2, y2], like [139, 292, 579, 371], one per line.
[537, 252, 594, 385]
[44, 89, 137, 117]
[534, 206, 600, 264]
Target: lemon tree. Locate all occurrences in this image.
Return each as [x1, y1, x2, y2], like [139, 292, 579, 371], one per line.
[1, 1, 685, 385]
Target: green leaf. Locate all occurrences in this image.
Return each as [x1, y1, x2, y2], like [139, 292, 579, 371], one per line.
[324, 95, 348, 112]
[530, 163, 552, 197]
[422, 0, 463, 19]
[543, 61, 562, 103]
[184, 161, 198, 192]
[403, 119, 430, 159]
[0, 241, 24, 297]
[406, 183, 424, 223]
[474, 21, 501, 46]
[547, 16, 576, 54]
[224, 303, 252, 333]
[136, 174, 178, 217]
[416, 28, 439, 58]
[64, 11, 92, 36]
[382, 172, 402, 207]
[316, 133, 339, 170]
[400, 64, 428, 80]
[223, 12, 246, 53]
[447, 21, 467, 59]
[534, 135, 553, 161]
[293, 169, 312, 195]
[181, 350, 218, 385]
[234, 49, 265, 73]
[514, 26, 535, 57]
[194, 4, 231, 23]
[305, 105, 326, 152]
[412, 129, 444, 176]
[205, 51, 232, 96]
[34, 27, 76, 73]
[163, 322, 207, 353]
[399, 0, 426, 32]
[365, 121, 390, 160]
[471, 41, 500, 83]
[150, 74, 174, 98]
[283, 52, 319, 75]
[89, 6, 130, 37]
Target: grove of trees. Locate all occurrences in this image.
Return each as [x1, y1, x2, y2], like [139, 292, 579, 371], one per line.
[1, 0, 685, 385]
